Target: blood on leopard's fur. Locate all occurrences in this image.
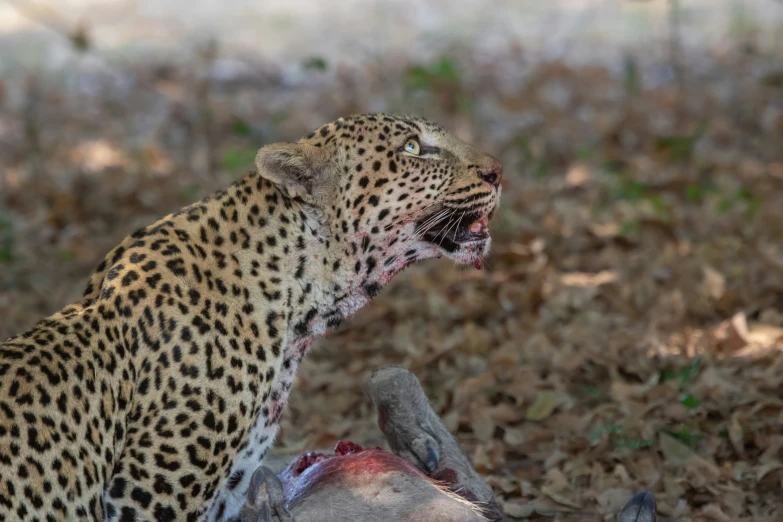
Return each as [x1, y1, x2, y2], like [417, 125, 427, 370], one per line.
[0, 113, 501, 522]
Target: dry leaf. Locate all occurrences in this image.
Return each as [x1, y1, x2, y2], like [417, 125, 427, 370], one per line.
[502, 500, 535, 519]
[525, 391, 561, 421]
[540, 486, 581, 509]
[659, 432, 698, 466]
[503, 427, 526, 447]
[595, 487, 633, 514]
[708, 313, 749, 352]
[471, 406, 497, 442]
[701, 266, 726, 300]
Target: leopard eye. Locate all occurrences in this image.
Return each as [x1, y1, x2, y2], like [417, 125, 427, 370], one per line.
[403, 138, 421, 156]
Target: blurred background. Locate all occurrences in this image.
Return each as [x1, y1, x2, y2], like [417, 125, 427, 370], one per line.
[2, 0, 783, 519]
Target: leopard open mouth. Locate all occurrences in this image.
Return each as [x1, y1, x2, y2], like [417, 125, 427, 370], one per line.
[417, 211, 492, 254]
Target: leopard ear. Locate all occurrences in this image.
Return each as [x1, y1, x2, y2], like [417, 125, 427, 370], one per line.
[255, 142, 331, 201]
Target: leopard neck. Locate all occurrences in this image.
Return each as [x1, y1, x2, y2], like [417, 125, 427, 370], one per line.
[184, 172, 384, 349]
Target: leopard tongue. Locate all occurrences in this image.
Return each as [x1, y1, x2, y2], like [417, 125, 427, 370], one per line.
[469, 215, 490, 233]
[474, 259, 482, 270]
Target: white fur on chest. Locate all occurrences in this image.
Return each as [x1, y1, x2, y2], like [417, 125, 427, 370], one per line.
[198, 409, 278, 522]
[197, 313, 334, 521]
[197, 277, 386, 520]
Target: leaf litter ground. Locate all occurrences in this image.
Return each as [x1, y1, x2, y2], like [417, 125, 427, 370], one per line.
[1, 47, 783, 521]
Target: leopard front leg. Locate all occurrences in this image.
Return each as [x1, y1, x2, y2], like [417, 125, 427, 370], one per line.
[203, 352, 301, 522]
[198, 420, 280, 522]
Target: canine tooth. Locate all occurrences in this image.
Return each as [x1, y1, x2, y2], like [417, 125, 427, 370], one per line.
[469, 221, 482, 233]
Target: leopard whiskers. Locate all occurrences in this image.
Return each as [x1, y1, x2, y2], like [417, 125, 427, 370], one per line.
[437, 210, 465, 248]
[420, 208, 456, 240]
[413, 209, 451, 237]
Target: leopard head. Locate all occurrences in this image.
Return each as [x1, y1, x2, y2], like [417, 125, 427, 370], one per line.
[255, 113, 502, 288]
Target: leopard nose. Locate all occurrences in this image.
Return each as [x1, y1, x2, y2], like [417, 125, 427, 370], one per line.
[478, 159, 503, 188]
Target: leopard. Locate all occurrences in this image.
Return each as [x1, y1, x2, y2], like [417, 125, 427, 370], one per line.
[0, 113, 502, 522]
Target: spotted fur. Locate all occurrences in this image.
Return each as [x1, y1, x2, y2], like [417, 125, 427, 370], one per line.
[0, 113, 501, 522]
